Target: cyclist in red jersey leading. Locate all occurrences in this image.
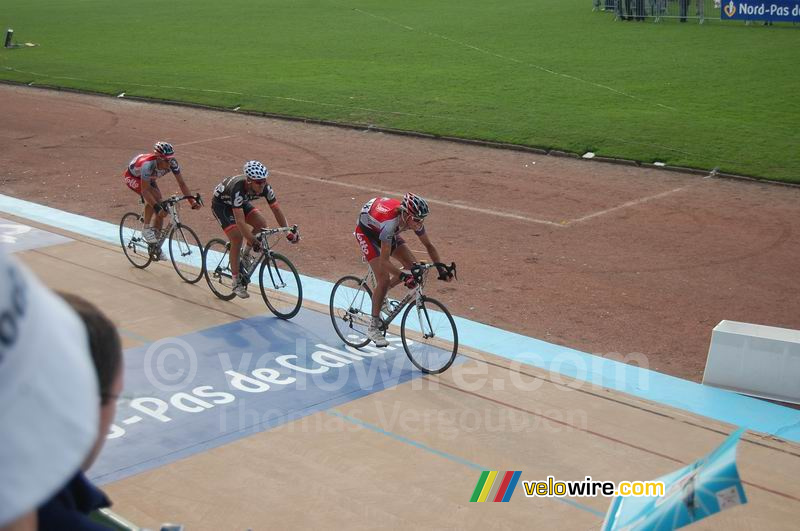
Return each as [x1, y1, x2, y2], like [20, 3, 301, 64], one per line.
[355, 193, 452, 347]
[122, 141, 201, 260]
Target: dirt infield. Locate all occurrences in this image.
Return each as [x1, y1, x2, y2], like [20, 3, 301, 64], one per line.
[2, 83, 799, 382]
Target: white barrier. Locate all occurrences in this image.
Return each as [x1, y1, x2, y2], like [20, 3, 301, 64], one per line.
[703, 320, 800, 404]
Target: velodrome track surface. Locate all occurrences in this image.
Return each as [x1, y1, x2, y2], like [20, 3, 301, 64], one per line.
[3, 83, 800, 383]
[3, 213, 800, 530]
[3, 84, 800, 529]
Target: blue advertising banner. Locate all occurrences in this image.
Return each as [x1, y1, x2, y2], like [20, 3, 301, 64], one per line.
[602, 428, 748, 531]
[721, 1, 800, 21]
[88, 310, 461, 485]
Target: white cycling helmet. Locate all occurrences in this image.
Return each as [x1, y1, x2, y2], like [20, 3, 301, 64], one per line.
[402, 192, 430, 220]
[243, 160, 269, 181]
[153, 141, 175, 158]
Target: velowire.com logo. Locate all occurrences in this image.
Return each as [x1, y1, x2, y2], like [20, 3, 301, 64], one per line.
[470, 471, 522, 503]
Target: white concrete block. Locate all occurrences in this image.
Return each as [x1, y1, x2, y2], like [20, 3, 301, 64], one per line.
[703, 320, 800, 404]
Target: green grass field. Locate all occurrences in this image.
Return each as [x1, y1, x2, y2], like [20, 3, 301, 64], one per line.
[2, 0, 798, 181]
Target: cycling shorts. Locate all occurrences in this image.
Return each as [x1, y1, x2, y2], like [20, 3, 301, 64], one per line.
[123, 170, 158, 195]
[354, 224, 405, 262]
[212, 200, 260, 233]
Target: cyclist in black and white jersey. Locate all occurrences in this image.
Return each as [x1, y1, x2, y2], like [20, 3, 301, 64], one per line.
[211, 160, 299, 298]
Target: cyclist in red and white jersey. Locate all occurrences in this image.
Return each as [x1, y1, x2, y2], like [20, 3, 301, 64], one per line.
[211, 160, 299, 298]
[355, 193, 451, 347]
[122, 141, 200, 260]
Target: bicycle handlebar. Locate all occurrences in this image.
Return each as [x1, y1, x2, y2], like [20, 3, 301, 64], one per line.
[161, 193, 203, 207]
[410, 261, 457, 282]
[257, 224, 299, 238]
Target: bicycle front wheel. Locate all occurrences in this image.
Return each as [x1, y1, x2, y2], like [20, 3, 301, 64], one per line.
[401, 296, 458, 374]
[119, 212, 152, 269]
[259, 252, 303, 319]
[203, 238, 236, 300]
[169, 224, 204, 283]
[329, 275, 373, 348]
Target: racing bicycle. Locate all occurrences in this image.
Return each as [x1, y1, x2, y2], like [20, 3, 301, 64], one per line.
[203, 225, 303, 319]
[119, 194, 204, 283]
[329, 261, 458, 374]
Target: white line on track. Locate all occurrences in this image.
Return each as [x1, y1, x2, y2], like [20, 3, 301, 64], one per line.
[566, 183, 696, 225]
[278, 170, 706, 228]
[275, 170, 566, 227]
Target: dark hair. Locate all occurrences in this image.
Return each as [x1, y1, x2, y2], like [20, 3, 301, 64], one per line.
[58, 293, 122, 405]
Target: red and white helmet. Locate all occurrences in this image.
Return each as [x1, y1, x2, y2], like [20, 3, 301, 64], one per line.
[153, 141, 175, 158]
[402, 192, 429, 220]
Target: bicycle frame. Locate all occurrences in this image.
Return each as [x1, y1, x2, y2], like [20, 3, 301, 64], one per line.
[121, 193, 205, 284]
[239, 226, 297, 279]
[331, 260, 458, 372]
[162, 200, 182, 228]
[361, 263, 432, 332]
[137, 196, 184, 248]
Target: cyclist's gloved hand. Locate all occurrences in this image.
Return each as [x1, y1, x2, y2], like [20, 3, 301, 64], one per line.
[436, 262, 454, 281]
[287, 230, 300, 244]
[399, 272, 417, 289]
[189, 197, 201, 210]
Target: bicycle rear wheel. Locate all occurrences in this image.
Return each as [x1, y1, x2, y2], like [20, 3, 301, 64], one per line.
[259, 252, 303, 319]
[400, 296, 458, 374]
[168, 224, 204, 284]
[329, 275, 373, 348]
[203, 238, 236, 300]
[119, 212, 152, 269]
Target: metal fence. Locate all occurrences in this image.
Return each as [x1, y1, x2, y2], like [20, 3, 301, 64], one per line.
[592, 0, 778, 24]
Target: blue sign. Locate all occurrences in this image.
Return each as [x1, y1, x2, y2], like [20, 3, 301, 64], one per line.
[721, 1, 800, 21]
[602, 428, 748, 531]
[0, 217, 71, 253]
[89, 309, 460, 484]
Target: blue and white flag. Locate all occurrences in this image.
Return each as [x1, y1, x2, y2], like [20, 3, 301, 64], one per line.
[602, 428, 747, 531]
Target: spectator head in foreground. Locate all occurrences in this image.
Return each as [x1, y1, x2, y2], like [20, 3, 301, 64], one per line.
[36, 293, 123, 531]
[0, 249, 99, 530]
[58, 292, 123, 471]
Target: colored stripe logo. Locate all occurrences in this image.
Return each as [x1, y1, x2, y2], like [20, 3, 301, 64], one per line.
[470, 471, 522, 502]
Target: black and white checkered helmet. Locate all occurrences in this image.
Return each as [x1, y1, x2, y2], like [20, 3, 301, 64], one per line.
[243, 160, 269, 181]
